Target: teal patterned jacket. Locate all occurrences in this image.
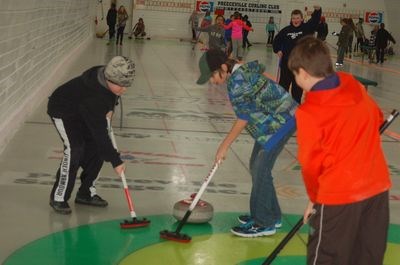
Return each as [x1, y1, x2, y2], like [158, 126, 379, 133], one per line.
[227, 61, 297, 150]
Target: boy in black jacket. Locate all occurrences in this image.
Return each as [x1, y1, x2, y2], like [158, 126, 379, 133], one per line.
[375, 23, 396, 64]
[47, 56, 135, 214]
[106, 3, 117, 44]
[273, 5, 321, 103]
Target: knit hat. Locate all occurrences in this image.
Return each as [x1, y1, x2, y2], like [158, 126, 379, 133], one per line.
[196, 49, 228, 85]
[104, 56, 135, 87]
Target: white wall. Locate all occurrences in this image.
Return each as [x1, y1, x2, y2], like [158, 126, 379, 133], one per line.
[0, 0, 95, 153]
[384, 0, 399, 54]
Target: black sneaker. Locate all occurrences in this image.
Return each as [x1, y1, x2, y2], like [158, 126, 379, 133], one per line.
[75, 194, 108, 207]
[50, 200, 72, 215]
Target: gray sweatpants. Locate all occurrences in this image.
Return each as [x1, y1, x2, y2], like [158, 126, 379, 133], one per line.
[231, 38, 243, 60]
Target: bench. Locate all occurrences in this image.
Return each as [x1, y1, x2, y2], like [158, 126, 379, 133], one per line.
[354, 75, 378, 90]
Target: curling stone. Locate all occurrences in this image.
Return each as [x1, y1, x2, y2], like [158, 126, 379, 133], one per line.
[173, 193, 214, 223]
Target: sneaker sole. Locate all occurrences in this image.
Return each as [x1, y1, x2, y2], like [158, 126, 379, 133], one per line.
[238, 217, 282, 229]
[49, 203, 72, 215]
[50, 208, 72, 215]
[230, 228, 276, 238]
[74, 199, 108, 207]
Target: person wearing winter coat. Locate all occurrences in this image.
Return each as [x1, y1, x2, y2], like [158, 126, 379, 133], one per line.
[47, 56, 135, 214]
[106, 3, 117, 44]
[334, 18, 352, 66]
[316, 16, 328, 41]
[273, 5, 321, 103]
[375, 23, 396, 64]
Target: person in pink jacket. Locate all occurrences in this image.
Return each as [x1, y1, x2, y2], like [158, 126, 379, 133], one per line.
[224, 12, 253, 60]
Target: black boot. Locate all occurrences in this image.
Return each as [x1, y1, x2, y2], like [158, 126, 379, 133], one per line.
[75, 194, 108, 207]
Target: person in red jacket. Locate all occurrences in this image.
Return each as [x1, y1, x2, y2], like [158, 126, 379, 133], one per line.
[288, 36, 391, 265]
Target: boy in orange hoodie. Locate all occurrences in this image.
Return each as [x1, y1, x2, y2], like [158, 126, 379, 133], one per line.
[288, 36, 391, 265]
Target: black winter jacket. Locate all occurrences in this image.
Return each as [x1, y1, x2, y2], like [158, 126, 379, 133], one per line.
[273, 9, 321, 64]
[375, 28, 396, 49]
[107, 8, 117, 26]
[47, 66, 122, 168]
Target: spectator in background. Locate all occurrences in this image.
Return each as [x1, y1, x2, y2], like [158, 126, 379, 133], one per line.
[273, 5, 321, 103]
[354, 18, 365, 53]
[224, 11, 253, 61]
[334, 18, 352, 66]
[116, 5, 128, 46]
[199, 11, 213, 50]
[346, 18, 357, 59]
[369, 25, 379, 46]
[129, 18, 146, 39]
[375, 23, 396, 64]
[106, 3, 117, 45]
[266, 16, 279, 46]
[315, 16, 328, 41]
[224, 14, 234, 56]
[197, 15, 226, 51]
[189, 10, 199, 43]
[367, 25, 379, 63]
[242, 15, 252, 48]
[201, 10, 213, 28]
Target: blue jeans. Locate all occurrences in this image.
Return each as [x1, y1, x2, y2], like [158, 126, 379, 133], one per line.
[249, 129, 294, 227]
[337, 45, 346, 64]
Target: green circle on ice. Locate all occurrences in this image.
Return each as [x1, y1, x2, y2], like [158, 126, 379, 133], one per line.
[3, 213, 400, 265]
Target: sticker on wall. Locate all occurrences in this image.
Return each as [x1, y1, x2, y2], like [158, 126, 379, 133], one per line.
[365, 11, 384, 24]
[196, 1, 214, 12]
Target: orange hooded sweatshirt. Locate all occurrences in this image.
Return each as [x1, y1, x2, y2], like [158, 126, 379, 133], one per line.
[296, 72, 391, 205]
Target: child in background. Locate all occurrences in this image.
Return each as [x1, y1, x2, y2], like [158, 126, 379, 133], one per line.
[224, 14, 234, 56]
[288, 36, 391, 265]
[315, 16, 328, 41]
[197, 15, 226, 51]
[224, 12, 253, 60]
[201, 10, 213, 28]
[266, 16, 279, 45]
[334, 18, 352, 66]
[375, 23, 396, 64]
[354, 18, 365, 53]
[242, 15, 252, 48]
[196, 49, 297, 237]
[367, 25, 379, 62]
[198, 11, 213, 50]
[346, 18, 356, 59]
[273, 5, 321, 103]
[116, 5, 128, 45]
[188, 10, 199, 42]
[129, 18, 146, 39]
[106, 3, 117, 45]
